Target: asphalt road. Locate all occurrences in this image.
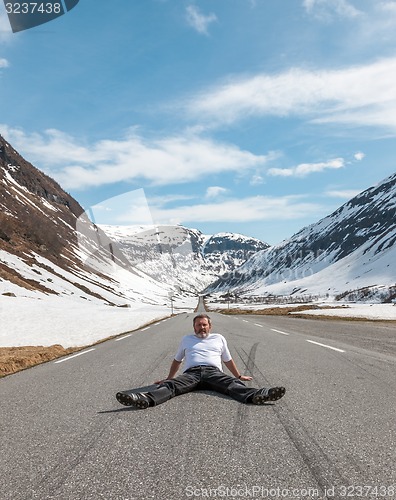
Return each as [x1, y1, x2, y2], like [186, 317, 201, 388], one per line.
[1, 306, 396, 500]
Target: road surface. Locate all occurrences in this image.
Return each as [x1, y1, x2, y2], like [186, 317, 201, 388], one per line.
[1, 307, 395, 499]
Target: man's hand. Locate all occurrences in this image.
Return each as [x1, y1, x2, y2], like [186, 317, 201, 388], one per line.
[224, 358, 252, 381]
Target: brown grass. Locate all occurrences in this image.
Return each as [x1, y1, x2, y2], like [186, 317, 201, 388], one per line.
[0, 316, 171, 378]
[0, 345, 81, 378]
[211, 304, 396, 323]
[212, 304, 328, 315]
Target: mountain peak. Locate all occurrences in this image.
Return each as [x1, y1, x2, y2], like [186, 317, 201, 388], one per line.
[206, 171, 396, 302]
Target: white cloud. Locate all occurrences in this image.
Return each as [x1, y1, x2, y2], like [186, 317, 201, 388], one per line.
[185, 58, 396, 134]
[150, 195, 322, 225]
[268, 158, 344, 178]
[354, 151, 365, 161]
[0, 58, 9, 68]
[205, 186, 228, 198]
[149, 193, 195, 205]
[380, 1, 396, 13]
[250, 174, 264, 186]
[303, 0, 362, 19]
[325, 189, 362, 199]
[0, 125, 271, 190]
[186, 5, 217, 35]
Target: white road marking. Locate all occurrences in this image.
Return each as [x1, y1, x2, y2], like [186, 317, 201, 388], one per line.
[115, 334, 132, 342]
[54, 348, 96, 364]
[141, 327, 150, 331]
[271, 328, 290, 336]
[242, 319, 250, 323]
[306, 339, 345, 353]
[254, 323, 264, 328]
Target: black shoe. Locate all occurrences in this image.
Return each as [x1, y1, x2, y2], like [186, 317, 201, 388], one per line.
[252, 387, 286, 405]
[116, 391, 151, 409]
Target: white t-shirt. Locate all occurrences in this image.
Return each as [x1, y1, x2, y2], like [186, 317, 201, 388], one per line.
[174, 333, 232, 372]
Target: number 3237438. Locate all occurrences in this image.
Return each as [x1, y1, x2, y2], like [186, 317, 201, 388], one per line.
[5, 3, 62, 15]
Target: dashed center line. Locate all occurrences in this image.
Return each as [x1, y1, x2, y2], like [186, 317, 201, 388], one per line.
[141, 327, 150, 331]
[306, 340, 345, 353]
[115, 334, 132, 342]
[271, 328, 290, 336]
[254, 323, 264, 328]
[54, 348, 96, 364]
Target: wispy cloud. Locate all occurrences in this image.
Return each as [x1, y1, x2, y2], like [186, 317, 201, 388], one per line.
[150, 195, 322, 225]
[354, 151, 365, 161]
[184, 58, 396, 134]
[205, 186, 228, 198]
[0, 125, 271, 190]
[268, 158, 344, 178]
[250, 174, 264, 186]
[303, 0, 362, 19]
[0, 58, 9, 68]
[325, 189, 362, 198]
[186, 5, 217, 35]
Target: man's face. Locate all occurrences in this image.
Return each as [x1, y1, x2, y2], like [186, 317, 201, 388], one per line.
[193, 318, 211, 338]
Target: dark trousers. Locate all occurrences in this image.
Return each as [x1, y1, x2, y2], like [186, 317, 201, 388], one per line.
[146, 365, 259, 406]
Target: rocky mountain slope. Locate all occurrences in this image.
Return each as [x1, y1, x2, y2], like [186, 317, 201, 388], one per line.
[0, 135, 267, 303]
[206, 172, 396, 302]
[2, 133, 394, 305]
[0, 134, 172, 305]
[98, 224, 268, 293]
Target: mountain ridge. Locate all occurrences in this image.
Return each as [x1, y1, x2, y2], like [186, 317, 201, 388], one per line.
[205, 172, 396, 302]
[1, 133, 395, 304]
[0, 134, 268, 303]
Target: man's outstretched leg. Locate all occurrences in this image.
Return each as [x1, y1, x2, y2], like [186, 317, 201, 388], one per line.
[251, 386, 286, 404]
[201, 366, 286, 405]
[116, 369, 201, 409]
[116, 391, 151, 409]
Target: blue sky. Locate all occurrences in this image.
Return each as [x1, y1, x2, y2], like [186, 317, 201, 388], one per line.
[1, 0, 396, 245]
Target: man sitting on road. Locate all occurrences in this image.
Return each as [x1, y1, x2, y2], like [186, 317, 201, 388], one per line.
[116, 313, 286, 409]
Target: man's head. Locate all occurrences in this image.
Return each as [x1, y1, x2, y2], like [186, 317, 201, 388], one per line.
[193, 314, 212, 338]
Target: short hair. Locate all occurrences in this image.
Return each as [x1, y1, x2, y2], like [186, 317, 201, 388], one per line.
[193, 314, 211, 326]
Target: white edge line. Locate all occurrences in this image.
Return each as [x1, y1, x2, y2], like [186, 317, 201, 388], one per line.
[54, 348, 96, 364]
[141, 327, 150, 331]
[115, 334, 132, 342]
[306, 339, 345, 353]
[271, 328, 290, 336]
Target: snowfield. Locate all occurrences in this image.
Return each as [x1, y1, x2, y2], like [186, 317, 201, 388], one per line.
[209, 298, 396, 320]
[289, 303, 396, 320]
[0, 285, 198, 348]
[1, 290, 395, 349]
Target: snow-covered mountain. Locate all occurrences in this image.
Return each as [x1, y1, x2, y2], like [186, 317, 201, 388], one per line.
[206, 172, 396, 302]
[98, 224, 268, 294]
[2, 133, 395, 306]
[0, 135, 267, 304]
[0, 134, 175, 306]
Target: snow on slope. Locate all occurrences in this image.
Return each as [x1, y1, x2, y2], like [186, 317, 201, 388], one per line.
[248, 229, 396, 299]
[206, 172, 396, 301]
[0, 247, 196, 347]
[98, 224, 268, 294]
